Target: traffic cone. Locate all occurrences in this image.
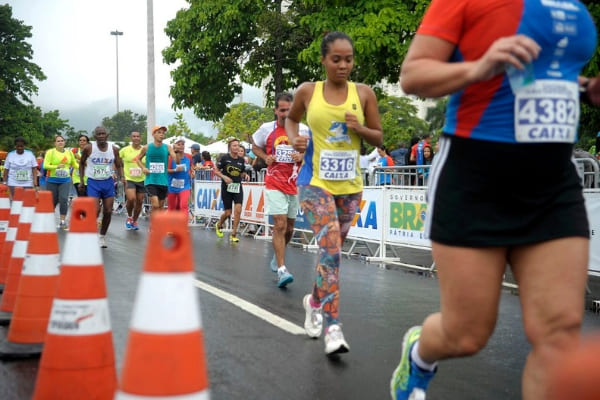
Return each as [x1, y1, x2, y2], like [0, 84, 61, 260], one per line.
[0, 188, 36, 325]
[0, 191, 60, 359]
[0, 184, 11, 293]
[0, 186, 23, 293]
[32, 197, 117, 400]
[115, 211, 210, 399]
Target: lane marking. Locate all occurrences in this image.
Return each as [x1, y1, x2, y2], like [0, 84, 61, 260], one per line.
[194, 279, 306, 335]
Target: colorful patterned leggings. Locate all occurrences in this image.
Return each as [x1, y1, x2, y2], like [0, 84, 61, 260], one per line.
[299, 185, 362, 326]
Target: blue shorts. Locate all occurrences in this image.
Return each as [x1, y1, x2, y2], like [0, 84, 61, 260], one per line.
[87, 178, 115, 199]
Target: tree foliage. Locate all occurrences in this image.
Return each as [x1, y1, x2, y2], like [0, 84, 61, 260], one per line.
[214, 102, 273, 142]
[0, 4, 46, 104]
[579, 0, 600, 151]
[0, 5, 77, 153]
[378, 96, 429, 150]
[101, 110, 147, 145]
[166, 113, 212, 145]
[163, 0, 428, 121]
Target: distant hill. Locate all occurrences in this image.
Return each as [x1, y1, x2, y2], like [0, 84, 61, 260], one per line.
[46, 98, 217, 137]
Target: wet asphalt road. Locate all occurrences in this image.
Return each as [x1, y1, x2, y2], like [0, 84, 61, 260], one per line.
[1, 213, 600, 400]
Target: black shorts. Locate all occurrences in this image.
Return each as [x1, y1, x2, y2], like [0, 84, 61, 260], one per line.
[221, 185, 244, 210]
[426, 135, 589, 247]
[146, 184, 168, 201]
[126, 180, 145, 193]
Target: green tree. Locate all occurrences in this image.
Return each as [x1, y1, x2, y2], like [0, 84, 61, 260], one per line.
[425, 98, 447, 136]
[165, 114, 213, 145]
[0, 4, 48, 151]
[101, 110, 147, 144]
[0, 5, 46, 104]
[166, 113, 194, 139]
[579, 0, 600, 150]
[163, 1, 428, 122]
[214, 102, 273, 142]
[378, 96, 429, 150]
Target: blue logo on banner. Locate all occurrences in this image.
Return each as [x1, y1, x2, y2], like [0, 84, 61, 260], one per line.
[196, 187, 224, 210]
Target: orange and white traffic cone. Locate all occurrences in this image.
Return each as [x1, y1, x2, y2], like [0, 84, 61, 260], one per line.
[116, 211, 210, 399]
[0, 184, 11, 293]
[0, 188, 36, 325]
[32, 197, 117, 400]
[0, 191, 60, 359]
[0, 186, 23, 294]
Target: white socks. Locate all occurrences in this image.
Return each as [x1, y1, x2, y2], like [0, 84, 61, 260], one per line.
[411, 341, 438, 372]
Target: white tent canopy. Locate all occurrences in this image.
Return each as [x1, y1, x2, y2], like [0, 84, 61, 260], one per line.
[164, 136, 202, 154]
[202, 139, 251, 155]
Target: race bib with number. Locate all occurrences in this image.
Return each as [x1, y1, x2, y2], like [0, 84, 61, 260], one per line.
[91, 165, 112, 179]
[227, 182, 241, 193]
[149, 162, 165, 174]
[171, 179, 184, 189]
[318, 150, 357, 181]
[55, 169, 70, 178]
[514, 79, 579, 143]
[15, 169, 31, 181]
[129, 167, 142, 177]
[275, 145, 295, 163]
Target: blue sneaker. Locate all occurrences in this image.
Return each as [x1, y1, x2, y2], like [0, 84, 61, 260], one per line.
[277, 268, 293, 288]
[390, 326, 436, 400]
[269, 254, 278, 273]
[125, 217, 133, 230]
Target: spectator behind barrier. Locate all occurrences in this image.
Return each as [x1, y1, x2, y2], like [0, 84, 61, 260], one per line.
[390, 141, 408, 166]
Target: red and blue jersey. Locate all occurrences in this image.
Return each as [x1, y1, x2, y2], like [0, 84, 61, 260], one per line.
[418, 0, 597, 143]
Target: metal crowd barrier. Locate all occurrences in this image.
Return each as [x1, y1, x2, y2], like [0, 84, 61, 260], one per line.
[575, 157, 599, 189]
[372, 159, 599, 189]
[372, 166, 431, 187]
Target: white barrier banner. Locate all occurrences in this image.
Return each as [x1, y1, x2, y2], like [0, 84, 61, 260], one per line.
[193, 180, 266, 224]
[384, 188, 430, 247]
[347, 187, 383, 241]
[585, 190, 600, 274]
[241, 183, 267, 224]
[193, 181, 223, 219]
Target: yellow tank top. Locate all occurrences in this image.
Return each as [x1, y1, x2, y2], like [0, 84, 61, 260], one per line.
[306, 81, 364, 195]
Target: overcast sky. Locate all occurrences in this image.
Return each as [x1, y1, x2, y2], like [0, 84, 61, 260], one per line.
[6, 0, 262, 133]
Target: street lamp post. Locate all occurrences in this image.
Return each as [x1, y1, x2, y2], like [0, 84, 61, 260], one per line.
[110, 30, 123, 114]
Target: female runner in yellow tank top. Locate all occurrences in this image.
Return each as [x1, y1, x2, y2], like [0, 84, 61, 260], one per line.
[286, 31, 383, 355]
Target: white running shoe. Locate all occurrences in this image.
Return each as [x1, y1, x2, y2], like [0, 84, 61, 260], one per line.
[324, 324, 350, 355]
[99, 236, 107, 248]
[303, 294, 323, 338]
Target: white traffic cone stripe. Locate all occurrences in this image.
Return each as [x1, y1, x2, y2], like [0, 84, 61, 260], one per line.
[0, 198, 9, 208]
[0, 220, 7, 233]
[47, 298, 111, 335]
[5, 226, 17, 241]
[20, 206, 35, 223]
[10, 200, 22, 214]
[131, 272, 201, 333]
[61, 233, 102, 266]
[22, 254, 60, 276]
[116, 390, 210, 400]
[11, 240, 28, 258]
[30, 212, 57, 233]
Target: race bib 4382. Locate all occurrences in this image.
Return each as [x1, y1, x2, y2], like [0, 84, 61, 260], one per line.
[514, 79, 579, 143]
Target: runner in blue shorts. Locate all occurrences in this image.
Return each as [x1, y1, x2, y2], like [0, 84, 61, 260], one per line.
[79, 126, 124, 248]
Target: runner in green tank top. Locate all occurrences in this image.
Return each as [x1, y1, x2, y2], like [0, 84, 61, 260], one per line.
[135, 125, 181, 214]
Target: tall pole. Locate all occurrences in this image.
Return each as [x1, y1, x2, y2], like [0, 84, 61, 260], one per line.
[146, 0, 156, 144]
[110, 30, 123, 114]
